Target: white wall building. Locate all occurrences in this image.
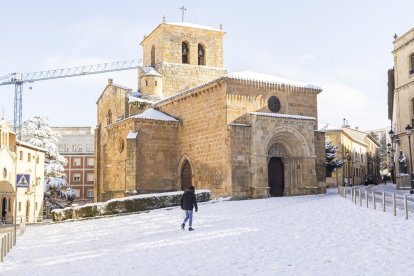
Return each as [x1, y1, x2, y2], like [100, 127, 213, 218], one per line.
[0, 121, 46, 224]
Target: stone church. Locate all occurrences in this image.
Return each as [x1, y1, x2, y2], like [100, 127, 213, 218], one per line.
[94, 20, 326, 202]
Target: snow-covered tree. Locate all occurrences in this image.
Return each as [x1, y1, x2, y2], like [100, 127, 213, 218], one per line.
[21, 116, 76, 208]
[326, 138, 344, 174]
[378, 134, 388, 171]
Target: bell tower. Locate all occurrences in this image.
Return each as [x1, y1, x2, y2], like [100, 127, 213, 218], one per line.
[139, 20, 227, 97]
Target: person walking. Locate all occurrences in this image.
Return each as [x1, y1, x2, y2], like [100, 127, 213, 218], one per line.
[383, 175, 387, 185]
[180, 186, 198, 231]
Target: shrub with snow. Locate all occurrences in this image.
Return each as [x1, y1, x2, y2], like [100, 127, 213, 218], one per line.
[52, 190, 211, 222]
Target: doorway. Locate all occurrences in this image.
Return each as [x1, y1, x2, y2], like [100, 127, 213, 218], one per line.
[268, 157, 284, 197]
[181, 160, 192, 190]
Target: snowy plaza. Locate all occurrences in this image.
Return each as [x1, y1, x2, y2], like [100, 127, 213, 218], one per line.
[1, 193, 414, 275]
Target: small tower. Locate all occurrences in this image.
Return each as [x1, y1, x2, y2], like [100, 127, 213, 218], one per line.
[138, 67, 163, 98]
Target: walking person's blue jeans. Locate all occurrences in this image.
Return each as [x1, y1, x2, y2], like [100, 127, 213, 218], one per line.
[183, 210, 193, 227]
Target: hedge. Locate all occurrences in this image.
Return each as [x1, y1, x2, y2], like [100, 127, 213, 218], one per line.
[52, 190, 210, 222]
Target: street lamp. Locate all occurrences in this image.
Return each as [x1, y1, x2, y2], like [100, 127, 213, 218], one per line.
[346, 151, 352, 186]
[405, 124, 414, 194]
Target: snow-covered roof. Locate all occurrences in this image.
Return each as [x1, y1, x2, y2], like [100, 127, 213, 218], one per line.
[228, 71, 322, 90]
[140, 66, 162, 77]
[249, 112, 317, 121]
[112, 83, 132, 90]
[153, 70, 321, 108]
[16, 140, 47, 152]
[131, 108, 178, 122]
[128, 95, 155, 104]
[164, 22, 224, 32]
[127, 130, 138, 139]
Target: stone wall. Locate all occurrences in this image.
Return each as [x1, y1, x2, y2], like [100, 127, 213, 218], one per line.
[95, 83, 131, 202]
[226, 80, 319, 125]
[229, 124, 251, 199]
[133, 120, 179, 192]
[158, 63, 227, 97]
[158, 82, 231, 197]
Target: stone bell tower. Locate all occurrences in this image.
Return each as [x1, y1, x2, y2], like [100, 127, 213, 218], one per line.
[139, 19, 228, 98]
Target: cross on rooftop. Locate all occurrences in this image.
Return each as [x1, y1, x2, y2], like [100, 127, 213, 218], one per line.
[180, 6, 186, 22]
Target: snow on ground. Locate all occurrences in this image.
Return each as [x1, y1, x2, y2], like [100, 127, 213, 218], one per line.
[2, 194, 414, 275]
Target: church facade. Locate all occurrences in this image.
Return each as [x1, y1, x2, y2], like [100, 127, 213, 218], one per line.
[94, 20, 326, 202]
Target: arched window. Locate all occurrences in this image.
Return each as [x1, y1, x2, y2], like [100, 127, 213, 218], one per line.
[151, 45, 155, 67]
[182, 42, 189, 64]
[198, 44, 205, 65]
[107, 109, 112, 125]
[410, 53, 414, 75]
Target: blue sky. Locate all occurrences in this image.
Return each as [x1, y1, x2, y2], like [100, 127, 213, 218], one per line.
[0, 0, 413, 130]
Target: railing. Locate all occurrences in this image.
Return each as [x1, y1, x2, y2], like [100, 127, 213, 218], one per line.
[0, 218, 27, 262]
[339, 185, 414, 220]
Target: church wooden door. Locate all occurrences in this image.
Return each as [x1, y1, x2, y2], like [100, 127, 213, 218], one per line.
[268, 157, 284, 197]
[181, 160, 192, 190]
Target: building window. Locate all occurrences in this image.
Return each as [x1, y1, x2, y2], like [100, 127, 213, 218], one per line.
[72, 145, 77, 152]
[18, 202, 21, 211]
[87, 190, 94, 198]
[65, 144, 69, 152]
[78, 145, 83, 152]
[35, 202, 38, 211]
[182, 42, 189, 64]
[118, 138, 125, 153]
[36, 157, 39, 164]
[87, 158, 94, 167]
[74, 189, 81, 197]
[151, 45, 155, 67]
[86, 144, 93, 152]
[73, 158, 81, 167]
[87, 173, 94, 182]
[73, 173, 81, 182]
[198, 44, 205, 65]
[410, 53, 414, 75]
[155, 80, 157, 86]
[107, 109, 112, 125]
[19, 151, 23, 160]
[145, 80, 148, 86]
[2, 168, 7, 178]
[28, 153, 31, 162]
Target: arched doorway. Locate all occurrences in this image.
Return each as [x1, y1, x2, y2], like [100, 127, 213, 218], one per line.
[1, 197, 6, 222]
[181, 160, 192, 190]
[268, 157, 284, 197]
[26, 200, 30, 222]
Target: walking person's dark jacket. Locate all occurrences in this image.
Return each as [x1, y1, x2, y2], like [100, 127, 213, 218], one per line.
[181, 190, 198, 211]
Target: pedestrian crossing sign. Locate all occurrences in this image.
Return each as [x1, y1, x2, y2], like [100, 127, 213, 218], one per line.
[16, 174, 30, 188]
